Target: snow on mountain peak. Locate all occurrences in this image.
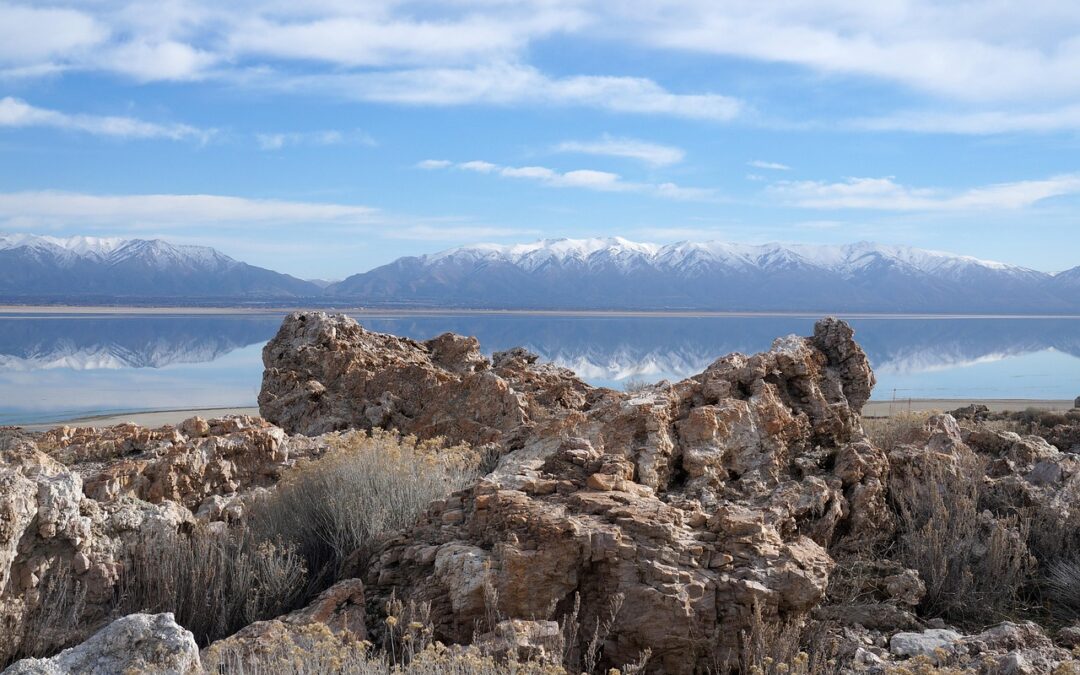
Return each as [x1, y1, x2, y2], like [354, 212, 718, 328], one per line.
[0, 232, 234, 267]
[0, 233, 127, 257]
[422, 237, 1027, 278]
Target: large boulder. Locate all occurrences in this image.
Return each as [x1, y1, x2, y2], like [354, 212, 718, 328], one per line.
[260, 313, 887, 673]
[2, 613, 199, 674]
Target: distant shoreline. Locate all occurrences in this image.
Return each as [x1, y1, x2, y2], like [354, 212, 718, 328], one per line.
[9, 398, 1075, 431]
[4, 305, 1080, 320]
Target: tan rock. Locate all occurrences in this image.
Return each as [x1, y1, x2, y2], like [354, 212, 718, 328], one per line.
[263, 314, 886, 673]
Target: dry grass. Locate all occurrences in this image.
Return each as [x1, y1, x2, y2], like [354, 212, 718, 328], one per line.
[115, 525, 307, 646]
[889, 452, 1034, 623]
[730, 605, 845, 675]
[248, 429, 482, 587]
[207, 623, 567, 675]
[0, 564, 92, 667]
[863, 411, 935, 454]
[621, 377, 652, 393]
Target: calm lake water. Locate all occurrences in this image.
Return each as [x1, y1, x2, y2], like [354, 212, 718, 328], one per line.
[2, 312, 1080, 425]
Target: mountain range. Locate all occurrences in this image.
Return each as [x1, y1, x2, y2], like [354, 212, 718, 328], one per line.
[3, 233, 1079, 313]
[0, 233, 318, 302]
[331, 237, 1080, 313]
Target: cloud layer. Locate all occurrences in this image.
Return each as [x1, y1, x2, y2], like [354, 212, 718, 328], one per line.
[419, 158, 712, 200]
[0, 97, 210, 141]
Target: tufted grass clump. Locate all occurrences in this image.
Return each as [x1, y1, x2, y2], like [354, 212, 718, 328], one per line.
[249, 429, 484, 588]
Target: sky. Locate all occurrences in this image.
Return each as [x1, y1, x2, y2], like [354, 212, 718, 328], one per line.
[2, 1, 1080, 280]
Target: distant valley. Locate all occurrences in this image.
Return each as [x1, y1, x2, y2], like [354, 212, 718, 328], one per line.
[3, 233, 1079, 314]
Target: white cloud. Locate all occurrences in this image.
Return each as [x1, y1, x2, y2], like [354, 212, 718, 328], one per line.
[426, 159, 712, 200]
[555, 135, 685, 166]
[5, 0, 1080, 118]
[616, 1, 1080, 104]
[459, 160, 500, 173]
[851, 105, 1080, 134]
[226, 10, 586, 68]
[0, 97, 210, 142]
[0, 4, 107, 64]
[255, 129, 373, 150]
[384, 225, 541, 241]
[0, 191, 380, 229]
[748, 160, 791, 171]
[270, 63, 742, 121]
[770, 174, 1080, 211]
[98, 40, 216, 82]
[416, 159, 452, 170]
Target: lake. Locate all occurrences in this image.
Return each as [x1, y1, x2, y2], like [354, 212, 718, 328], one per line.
[2, 311, 1079, 425]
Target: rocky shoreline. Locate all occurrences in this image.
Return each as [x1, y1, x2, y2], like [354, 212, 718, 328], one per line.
[4, 312, 1080, 673]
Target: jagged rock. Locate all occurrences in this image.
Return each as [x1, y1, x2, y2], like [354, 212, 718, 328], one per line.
[263, 314, 886, 673]
[0, 417, 337, 664]
[2, 613, 199, 674]
[36, 416, 318, 510]
[1057, 624, 1080, 648]
[889, 628, 962, 660]
[260, 312, 596, 442]
[950, 403, 991, 421]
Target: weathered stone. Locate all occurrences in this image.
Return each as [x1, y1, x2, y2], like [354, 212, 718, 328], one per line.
[2, 613, 199, 675]
[262, 314, 886, 673]
[889, 628, 962, 660]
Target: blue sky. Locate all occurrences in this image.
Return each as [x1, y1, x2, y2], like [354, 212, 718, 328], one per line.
[2, 1, 1080, 279]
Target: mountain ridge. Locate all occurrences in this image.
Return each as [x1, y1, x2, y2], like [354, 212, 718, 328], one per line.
[3, 233, 1079, 312]
[0, 233, 319, 300]
[328, 237, 1080, 313]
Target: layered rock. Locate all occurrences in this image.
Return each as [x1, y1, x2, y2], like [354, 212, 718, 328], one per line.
[261, 313, 888, 673]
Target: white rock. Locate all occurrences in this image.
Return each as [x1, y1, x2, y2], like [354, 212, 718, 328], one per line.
[2, 613, 200, 675]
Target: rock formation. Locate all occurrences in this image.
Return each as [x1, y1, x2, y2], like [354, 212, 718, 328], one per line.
[0, 416, 335, 665]
[9, 312, 1080, 673]
[4, 613, 200, 674]
[262, 312, 889, 672]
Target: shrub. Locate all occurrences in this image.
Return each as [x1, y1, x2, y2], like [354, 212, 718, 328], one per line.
[116, 525, 307, 646]
[621, 377, 652, 393]
[206, 624, 567, 675]
[863, 411, 934, 453]
[1, 564, 91, 667]
[249, 429, 482, 586]
[1046, 556, 1080, 620]
[890, 453, 1034, 623]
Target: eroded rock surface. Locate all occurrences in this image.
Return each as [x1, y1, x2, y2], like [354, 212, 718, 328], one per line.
[2, 613, 200, 675]
[0, 416, 337, 665]
[261, 312, 886, 673]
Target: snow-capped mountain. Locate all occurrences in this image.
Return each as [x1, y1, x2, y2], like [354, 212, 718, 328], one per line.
[327, 237, 1078, 313]
[0, 233, 320, 301]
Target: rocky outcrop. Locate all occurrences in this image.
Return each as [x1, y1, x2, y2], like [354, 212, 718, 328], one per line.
[261, 313, 886, 673]
[259, 312, 596, 442]
[2, 613, 200, 675]
[0, 416, 339, 665]
[36, 416, 327, 511]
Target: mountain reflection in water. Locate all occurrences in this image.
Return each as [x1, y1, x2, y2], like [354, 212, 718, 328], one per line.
[1, 313, 1079, 423]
